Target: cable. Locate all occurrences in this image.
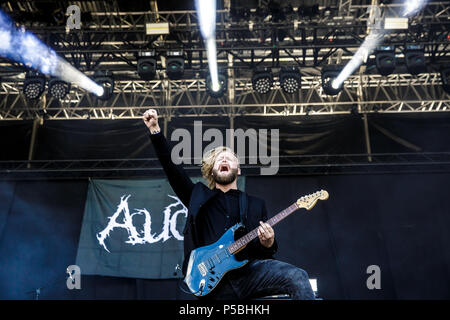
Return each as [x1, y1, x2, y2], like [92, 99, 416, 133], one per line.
[177, 277, 204, 296]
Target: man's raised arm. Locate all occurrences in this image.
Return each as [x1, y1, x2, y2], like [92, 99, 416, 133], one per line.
[143, 109, 195, 207]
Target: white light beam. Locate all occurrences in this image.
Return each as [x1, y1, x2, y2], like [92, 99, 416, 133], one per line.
[195, 0, 220, 92]
[0, 10, 104, 97]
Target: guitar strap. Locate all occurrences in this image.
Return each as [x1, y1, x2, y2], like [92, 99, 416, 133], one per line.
[239, 192, 248, 227]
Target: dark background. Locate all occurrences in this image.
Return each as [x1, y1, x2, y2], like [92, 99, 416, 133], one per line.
[1, 113, 450, 299]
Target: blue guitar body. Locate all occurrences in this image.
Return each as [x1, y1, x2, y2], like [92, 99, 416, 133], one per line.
[184, 223, 249, 297]
[183, 190, 329, 297]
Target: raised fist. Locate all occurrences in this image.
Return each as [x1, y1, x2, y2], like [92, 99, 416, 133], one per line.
[143, 109, 160, 133]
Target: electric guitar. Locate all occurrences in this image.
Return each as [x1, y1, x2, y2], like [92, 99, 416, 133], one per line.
[184, 190, 329, 297]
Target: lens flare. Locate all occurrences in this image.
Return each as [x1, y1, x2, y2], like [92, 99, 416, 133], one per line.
[195, 0, 220, 94]
[403, 0, 427, 17]
[206, 37, 220, 92]
[0, 9, 104, 97]
[195, 0, 216, 39]
[329, 0, 428, 91]
[332, 32, 384, 90]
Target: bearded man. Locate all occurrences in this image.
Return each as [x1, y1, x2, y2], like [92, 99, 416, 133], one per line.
[143, 109, 315, 300]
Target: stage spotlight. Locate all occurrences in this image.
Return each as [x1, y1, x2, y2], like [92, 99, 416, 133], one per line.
[23, 71, 45, 100]
[48, 78, 70, 99]
[166, 50, 184, 80]
[441, 67, 450, 94]
[137, 51, 157, 80]
[52, 8, 65, 26]
[404, 44, 426, 75]
[375, 45, 396, 76]
[252, 68, 273, 94]
[280, 66, 301, 94]
[93, 70, 114, 100]
[321, 65, 344, 96]
[206, 72, 227, 98]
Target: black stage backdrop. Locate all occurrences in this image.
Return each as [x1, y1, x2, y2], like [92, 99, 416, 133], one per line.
[0, 173, 449, 300]
[1, 114, 450, 299]
[5, 113, 449, 161]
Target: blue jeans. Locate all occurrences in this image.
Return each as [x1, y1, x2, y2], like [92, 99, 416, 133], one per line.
[202, 259, 316, 300]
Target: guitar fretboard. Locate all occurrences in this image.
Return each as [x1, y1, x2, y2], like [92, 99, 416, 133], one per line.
[227, 203, 300, 255]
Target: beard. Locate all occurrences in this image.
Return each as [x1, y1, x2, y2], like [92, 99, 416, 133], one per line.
[212, 167, 238, 186]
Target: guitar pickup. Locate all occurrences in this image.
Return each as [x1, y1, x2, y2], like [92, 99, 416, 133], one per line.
[213, 254, 221, 264]
[198, 262, 208, 277]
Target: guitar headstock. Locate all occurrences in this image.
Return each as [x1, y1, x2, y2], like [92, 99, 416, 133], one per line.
[296, 190, 329, 210]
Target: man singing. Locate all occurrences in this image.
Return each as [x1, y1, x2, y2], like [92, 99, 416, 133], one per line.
[143, 109, 315, 300]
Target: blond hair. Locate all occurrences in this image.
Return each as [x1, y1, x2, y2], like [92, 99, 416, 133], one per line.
[201, 146, 239, 189]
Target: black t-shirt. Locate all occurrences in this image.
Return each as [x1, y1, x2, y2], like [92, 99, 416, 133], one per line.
[196, 188, 242, 246]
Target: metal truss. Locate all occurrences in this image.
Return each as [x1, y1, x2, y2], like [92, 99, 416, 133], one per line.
[1, 72, 449, 120]
[3, 2, 447, 70]
[1, 1, 449, 176]
[0, 1, 449, 121]
[2, 152, 450, 179]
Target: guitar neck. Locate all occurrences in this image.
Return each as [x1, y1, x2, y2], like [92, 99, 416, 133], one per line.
[228, 203, 300, 255]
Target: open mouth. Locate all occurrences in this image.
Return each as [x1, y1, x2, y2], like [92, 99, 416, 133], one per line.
[219, 164, 229, 173]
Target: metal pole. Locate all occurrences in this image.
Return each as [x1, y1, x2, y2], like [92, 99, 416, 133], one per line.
[163, 116, 168, 137]
[229, 116, 234, 150]
[27, 117, 41, 169]
[363, 113, 373, 162]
